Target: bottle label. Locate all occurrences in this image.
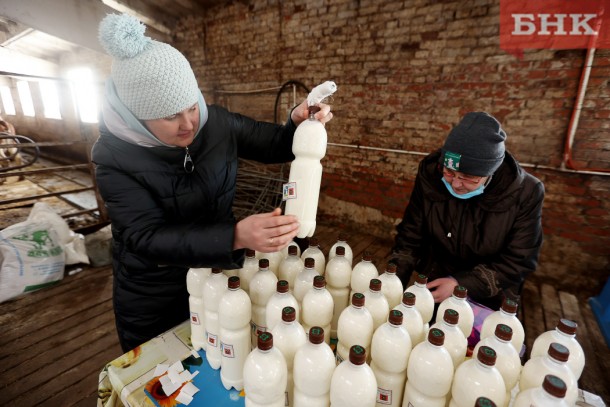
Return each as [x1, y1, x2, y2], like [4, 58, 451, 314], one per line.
[282, 182, 297, 200]
[190, 312, 200, 325]
[335, 353, 344, 364]
[250, 321, 267, 338]
[376, 388, 392, 405]
[206, 332, 218, 347]
[220, 342, 234, 358]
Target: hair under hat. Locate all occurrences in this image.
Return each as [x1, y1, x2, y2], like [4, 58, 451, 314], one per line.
[441, 112, 506, 177]
[98, 13, 200, 120]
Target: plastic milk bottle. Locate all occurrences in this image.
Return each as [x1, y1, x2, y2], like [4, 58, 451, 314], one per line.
[328, 231, 354, 266]
[393, 291, 426, 346]
[530, 318, 585, 380]
[249, 258, 278, 347]
[404, 273, 434, 324]
[350, 251, 379, 298]
[243, 332, 288, 407]
[336, 292, 374, 364]
[437, 285, 474, 338]
[330, 345, 377, 407]
[301, 237, 326, 276]
[187, 267, 211, 351]
[266, 279, 300, 332]
[301, 275, 334, 344]
[279, 245, 305, 290]
[377, 262, 403, 309]
[325, 245, 352, 339]
[203, 267, 228, 370]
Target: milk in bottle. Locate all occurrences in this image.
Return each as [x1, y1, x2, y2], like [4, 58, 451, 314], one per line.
[238, 249, 258, 294]
[203, 268, 228, 370]
[330, 345, 377, 407]
[364, 278, 390, 332]
[266, 279, 300, 332]
[301, 275, 334, 344]
[293, 257, 318, 312]
[336, 292, 374, 364]
[279, 245, 305, 290]
[328, 231, 354, 266]
[281, 239, 301, 259]
[430, 308, 467, 368]
[480, 298, 524, 355]
[530, 318, 585, 380]
[243, 332, 287, 407]
[437, 285, 474, 338]
[350, 251, 379, 298]
[258, 249, 283, 277]
[393, 292, 425, 346]
[325, 245, 352, 339]
[249, 258, 278, 347]
[404, 273, 434, 324]
[377, 262, 403, 309]
[301, 237, 326, 275]
[187, 267, 211, 351]
[513, 374, 571, 407]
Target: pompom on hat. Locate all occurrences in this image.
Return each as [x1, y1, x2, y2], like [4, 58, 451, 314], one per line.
[99, 13, 200, 120]
[441, 112, 506, 177]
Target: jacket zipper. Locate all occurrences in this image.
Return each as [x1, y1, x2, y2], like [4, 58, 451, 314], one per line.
[184, 147, 194, 173]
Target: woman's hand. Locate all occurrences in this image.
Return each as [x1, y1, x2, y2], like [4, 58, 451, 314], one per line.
[291, 100, 333, 126]
[233, 208, 300, 253]
[427, 277, 459, 303]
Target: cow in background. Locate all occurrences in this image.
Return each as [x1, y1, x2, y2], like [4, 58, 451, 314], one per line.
[0, 116, 24, 184]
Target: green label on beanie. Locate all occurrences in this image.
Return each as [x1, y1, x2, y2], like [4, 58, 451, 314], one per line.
[444, 151, 461, 171]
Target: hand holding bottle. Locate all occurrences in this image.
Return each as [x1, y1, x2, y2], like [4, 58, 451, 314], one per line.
[233, 208, 300, 253]
[291, 100, 333, 126]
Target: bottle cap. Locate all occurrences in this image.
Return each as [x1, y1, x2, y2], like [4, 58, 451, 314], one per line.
[211, 267, 223, 274]
[348, 345, 366, 365]
[453, 285, 468, 299]
[543, 374, 567, 398]
[308, 105, 322, 116]
[352, 292, 365, 307]
[282, 306, 296, 322]
[477, 346, 497, 366]
[475, 397, 497, 407]
[335, 245, 345, 256]
[257, 332, 273, 351]
[501, 298, 518, 314]
[309, 326, 325, 344]
[414, 273, 428, 284]
[304, 257, 315, 268]
[309, 237, 319, 247]
[557, 318, 577, 335]
[385, 262, 397, 274]
[259, 258, 269, 269]
[362, 251, 372, 262]
[288, 245, 298, 256]
[428, 328, 445, 346]
[548, 342, 570, 362]
[389, 309, 403, 326]
[369, 278, 382, 292]
[313, 275, 326, 288]
[228, 276, 240, 289]
[338, 232, 348, 242]
[245, 248, 255, 257]
[443, 308, 459, 325]
[494, 323, 513, 342]
[402, 292, 416, 306]
[277, 280, 289, 293]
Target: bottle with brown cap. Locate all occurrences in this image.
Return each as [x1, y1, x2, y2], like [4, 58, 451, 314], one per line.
[281, 239, 301, 259]
[279, 244, 305, 290]
[431, 308, 468, 368]
[203, 267, 228, 370]
[530, 318, 585, 380]
[330, 344, 378, 407]
[378, 262, 403, 309]
[474, 397, 497, 407]
[302, 275, 334, 344]
[480, 298, 525, 354]
[325, 244, 353, 339]
[237, 248, 258, 293]
[350, 251, 379, 298]
[336, 292, 374, 364]
[513, 374, 571, 407]
[519, 342, 578, 405]
[364, 278, 390, 332]
[243, 332, 288, 407]
[293, 326, 336, 407]
[301, 237, 326, 276]
[258, 248, 284, 277]
[249, 258, 278, 348]
[266, 279, 300, 332]
[404, 273, 434, 324]
[403, 328, 454, 407]
[393, 291, 426, 345]
[449, 346, 506, 407]
[437, 285, 474, 338]
[328, 231, 354, 266]
[186, 267, 211, 351]
[293, 257, 319, 312]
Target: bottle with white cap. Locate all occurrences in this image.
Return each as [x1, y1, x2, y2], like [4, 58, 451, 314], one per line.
[293, 257, 319, 312]
[530, 318, 585, 380]
[219, 276, 251, 391]
[203, 267, 228, 370]
[393, 292, 426, 346]
[243, 332, 288, 407]
[325, 245, 352, 339]
[404, 273, 434, 324]
[330, 344, 378, 407]
[377, 262, 403, 309]
[186, 267, 211, 351]
[266, 279, 300, 332]
[513, 374, 571, 407]
[336, 292, 374, 364]
[301, 237, 326, 276]
[271, 306, 307, 407]
[281, 240, 302, 259]
[449, 346, 506, 407]
[249, 258, 278, 347]
[402, 328, 454, 407]
[480, 298, 524, 355]
[519, 342, 578, 406]
[364, 278, 390, 332]
[437, 285, 474, 338]
[350, 251, 379, 298]
[473, 323, 521, 403]
[279, 245, 305, 290]
[258, 249, 284, 277]
[328, 232, 354, 266]
[293, 326, 336, 407]
[430, 308, 467, 368]
[302, 275, 334, 344]
[238, 248, 258, 294]
[370, 310, 412, 407]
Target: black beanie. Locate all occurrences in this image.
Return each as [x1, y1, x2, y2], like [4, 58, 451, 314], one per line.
[441, 112, 506, 177]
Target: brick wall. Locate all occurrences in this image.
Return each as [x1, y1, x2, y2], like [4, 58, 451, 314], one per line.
[174, 0, 610, 299]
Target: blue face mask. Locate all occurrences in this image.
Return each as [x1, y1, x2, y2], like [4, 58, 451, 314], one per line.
[442, 177, 485, 199]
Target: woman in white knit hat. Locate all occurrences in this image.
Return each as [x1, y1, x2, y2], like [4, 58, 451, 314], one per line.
[92, 13, 333, 351]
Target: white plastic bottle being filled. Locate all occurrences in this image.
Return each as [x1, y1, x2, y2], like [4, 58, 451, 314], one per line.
[393, 292, 426, 346]
[238, 248, 258, 294]
[301, 237, 326, 276]
[219, 276, 251, 391]
[293, 326, 336, 407]
[430, 308, 467, 369]
[437, 285, 474, 338]
[301, 275, 334, 344]
[404, 273, 434, 324]
[350, 251, 379, 298]
[203, 267, 228, 370]
[243, 332, 288, 407]
[370, 310, 412, 407]
[330, 345, 378, 407]
[336, 292, 374, 364]
[266, 279, 300, 332]
[328, 232, 354, 266]
[325, 245, 352, 339]
[530, 318, 585, 380]
[480, 298, 524, 355]
[513, 374, 571, 407]
[186, 267, 211, 351]
[364, 278, 390, 333]
[279, 245, 305, 290]
[377, 262, 403, 309]
[293, 257, 319, 312]
[249, 258, 278, 348]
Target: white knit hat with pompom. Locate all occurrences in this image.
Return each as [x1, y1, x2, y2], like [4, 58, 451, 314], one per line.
[98, 13, 200, 120]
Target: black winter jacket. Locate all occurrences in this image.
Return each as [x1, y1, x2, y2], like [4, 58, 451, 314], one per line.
[391, 149, 544, 310]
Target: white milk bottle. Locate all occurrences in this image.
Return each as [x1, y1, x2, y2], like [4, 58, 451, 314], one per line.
[293, 257, 318, 312]
[282, 239, 301, 258]
[437, 285, 474, 338]
[279, 245, 305, 290]
[219, 276, 251, 391]
[480, 298, 524, 355]
[187, 267, 211, 351]
[475, 397, 497, 407]
[244, 332, 288, 407]
[377, 262, 403, 309]
[283, 81, 337, 238]
[370, 310, 412, 407]
[266, 279, 300, 332]
[513, 374, 571, 407]
[301, 237, 326, 276]
[328, 231, 354, 266]
[350, 251, 379, 298]
[249, 258, 278, 347]
[293, 326, 336, 407]
[238, 248, 258, 294]
[325, 245, 352, 339]
[402, 328, 454, 407]
[393, 292, 425, 346]
[203, 267, 228, 370]
[473, 323, 521, 404]
[430, 308, 467, 368]
[330, 345, 378, 407]
[336, 292, 374, 364]
[302, 275, 334, 344]
[404, 273, 434, 324]
[271, 306, 307, 407]
[258, 249, 284, 277]
[449, 346, 506, 407]
[519, 342, 578, 406]
[530, 318, 585, 380]
[364, 278, 390, 332]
